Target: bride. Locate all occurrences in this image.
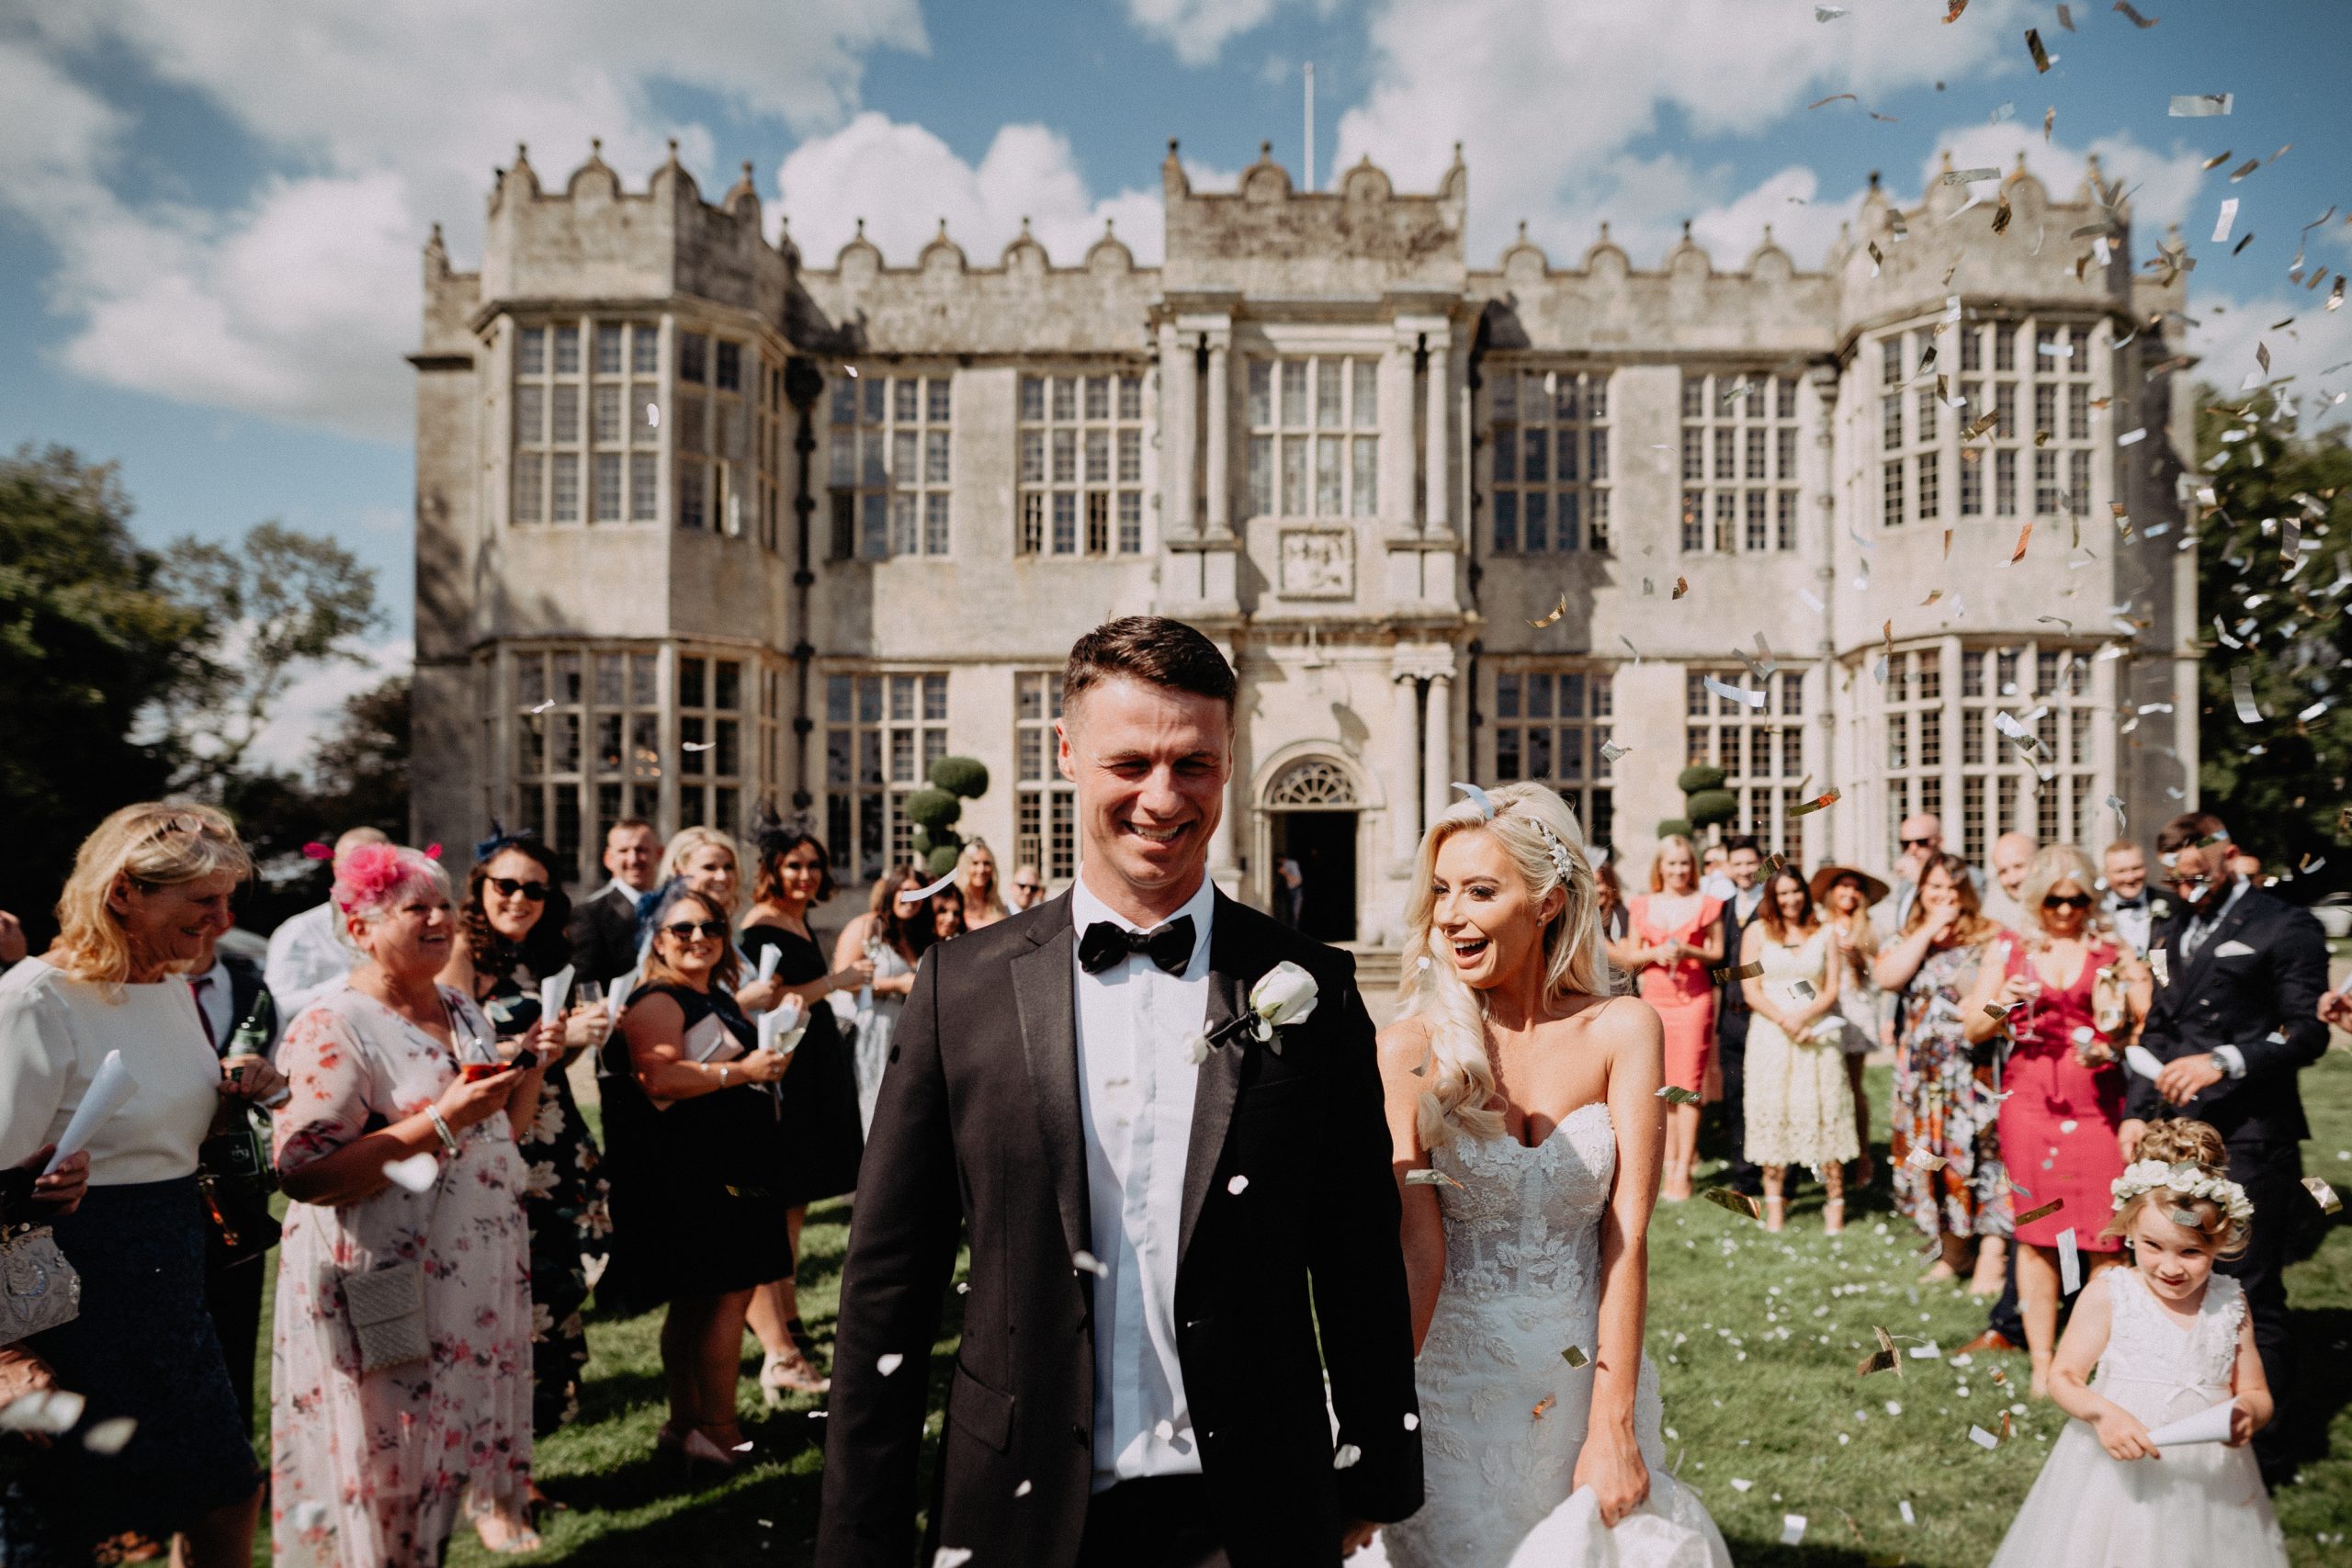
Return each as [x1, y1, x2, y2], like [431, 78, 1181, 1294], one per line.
[1363, 783, 1730, 1568]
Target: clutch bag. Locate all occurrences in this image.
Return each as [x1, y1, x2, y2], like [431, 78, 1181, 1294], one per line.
[339, 1261, 430, 1373]
[0, 1225, 82, 1346]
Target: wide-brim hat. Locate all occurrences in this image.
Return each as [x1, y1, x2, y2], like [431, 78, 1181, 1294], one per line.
[1809, 863, 1890, 908]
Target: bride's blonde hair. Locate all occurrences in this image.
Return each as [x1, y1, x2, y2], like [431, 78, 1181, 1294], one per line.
[1398, 782, 1606, 1147]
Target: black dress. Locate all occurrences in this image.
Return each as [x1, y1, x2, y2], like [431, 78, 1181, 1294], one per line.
[598, 983, 793, 1310]
[740, 923, 865, 1206]
[481, 972, 611, 1436]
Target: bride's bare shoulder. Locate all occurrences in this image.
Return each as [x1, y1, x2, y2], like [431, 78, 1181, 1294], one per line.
[1577, 994, 1663, 1059]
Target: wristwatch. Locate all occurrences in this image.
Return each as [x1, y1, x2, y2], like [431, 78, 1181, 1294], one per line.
[718, 1065, 732, 1087]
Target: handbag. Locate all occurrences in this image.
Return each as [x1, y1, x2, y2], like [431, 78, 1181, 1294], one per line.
[333, 1153, 447, 1375]
[0, 1224, 82, 1347]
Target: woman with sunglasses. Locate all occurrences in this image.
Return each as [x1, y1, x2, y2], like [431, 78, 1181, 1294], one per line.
[603, 886, 796, 1472]
[1962, 844, 2152, 1396]
[440, 833, 613, 1478]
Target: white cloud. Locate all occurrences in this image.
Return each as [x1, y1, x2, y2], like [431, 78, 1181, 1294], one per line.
[777, 113, 1167, 266]
[1128, 0, 1283, 65]
[246, 637, 413, 779]
[1335, 0, 2035, 260]
[2188, 290, 2352, 409]
[2, 0, 924, 439]
[1919, 122, 2206, 234]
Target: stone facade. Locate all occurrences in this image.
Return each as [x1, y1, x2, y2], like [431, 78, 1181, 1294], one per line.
[411, 135, 2199, 949]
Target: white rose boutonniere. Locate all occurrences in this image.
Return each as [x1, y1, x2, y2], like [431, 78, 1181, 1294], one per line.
[2150, 897, 2173, 922]
[1187, 961, 1321, 1065]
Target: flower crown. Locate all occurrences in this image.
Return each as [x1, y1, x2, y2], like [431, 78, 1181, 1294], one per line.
[2110, 1158, 2254, 1224]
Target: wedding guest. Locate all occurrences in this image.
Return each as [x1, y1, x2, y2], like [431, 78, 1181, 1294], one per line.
[1272, 856, 1306, 928]
[1883, 813, 1984, 931]
[930, 881, 968, 942]
[1877, 852, 2010, 1292]
[1698, 841, 1736, 902]
[1963, 845, 2151, 1394]
[187, 919, 281, 1429]
[270, 842, 548, 1562]
[0, 804, 268, 1566]
[1712, 837, 1768, 1197]
[603, 885, 795, 1473]
[1740, 868, 1856, 1233]
[1812, 863, 1890, 1190]
[830, 866, 926, 1133]
[0, 909, 24, 971]
[2123, 813, 2329, 1487]
[1593, 856, 1631, 996]
[1008, 863, 1047, 913]
[1623, 835, 1723, 1201]
[740, 826, 870, 1400]
[2101, 840, 2158, 957]
[568, 818, 663, 985]
[654, 829, 786, 1010]
[1981, 831, 2037, 932]
[955, 840, 1011, 930]
[440, 830, 612, 1456]
[263, 826, 390, 1019]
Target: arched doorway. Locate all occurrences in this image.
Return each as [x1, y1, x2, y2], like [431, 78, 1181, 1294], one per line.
[1263, 757, 1359, 942]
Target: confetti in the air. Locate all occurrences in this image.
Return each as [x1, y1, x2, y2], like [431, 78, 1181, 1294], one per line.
[80, 1416, 137, 1454]
[1406, 1168, 1464, 1190]
[1529, 592, 1567, 628]
[1073, 1249, 1110, 1278]
[876, 1353, 905, 1376]
[2024, 28, 2052, 73]
[933, 1551, 975, 1568]
[1227, 1175, 1250, 1196]
[2306, 1176, 2344, 1214]
[2016, 1197, 2065, 1226]
[1334, 1442, 1363, 1469]
[2114, 1, 2157, 25]
[382, 1153, 440, 1193]
[1672, 576, 1690, 600]
[1561, 1345, 1590, 1369]
[1531, 1394, 1557, 1420]
[1657, 1085, 1703, 1106]
[2169, 93, 2233, 117]
[1702, 676, 1767, 711]
[1702, 1186, 1763, 1220]
[1906, 1148, 1949, 1172]
[1712, 960, 1766, 984]
[1856, 1325, 1901, 1378]
[1787, 789, 1842, 818]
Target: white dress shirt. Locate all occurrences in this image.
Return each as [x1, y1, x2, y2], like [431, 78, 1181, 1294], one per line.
[264, 902, 352, 1022]
[1070, 868, 1216, 1491]
[2105, 893, 2154, 957]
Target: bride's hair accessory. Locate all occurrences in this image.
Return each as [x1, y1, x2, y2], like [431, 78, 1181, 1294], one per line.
[1530, 819, 1577, 887]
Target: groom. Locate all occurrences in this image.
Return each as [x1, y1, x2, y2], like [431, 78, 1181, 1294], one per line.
[818, 616, 1422, 1567]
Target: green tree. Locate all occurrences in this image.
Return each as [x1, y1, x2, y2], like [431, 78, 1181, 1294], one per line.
[2192, 389, 2352, 879]
[222, 674, 411, 933]
[0, 446, 205, 931]
[159, 521, 384, 797]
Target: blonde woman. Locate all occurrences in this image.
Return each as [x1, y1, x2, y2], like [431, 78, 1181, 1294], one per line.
[1621, 835, 1724, 1200]
[0, 804, 269, 1566]
[1371, 783, 1729, 1567]
[953, 839, 1010, 929]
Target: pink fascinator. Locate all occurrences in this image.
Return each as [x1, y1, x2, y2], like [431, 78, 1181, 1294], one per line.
[334, 842, 417, 913]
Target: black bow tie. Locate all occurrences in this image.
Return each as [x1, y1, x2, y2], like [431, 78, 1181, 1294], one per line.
[2113, 894, 2148, 910]
[1080, 917, 1195, 977]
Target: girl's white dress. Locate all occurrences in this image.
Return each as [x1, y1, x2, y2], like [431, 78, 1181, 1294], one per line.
[1989, 1269, 2286, 1568]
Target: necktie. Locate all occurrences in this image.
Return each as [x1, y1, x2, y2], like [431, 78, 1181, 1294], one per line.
[189, 976, 218, 1050]
[1079, 916, 1195, 977]
[2181, 914, 2211, 962]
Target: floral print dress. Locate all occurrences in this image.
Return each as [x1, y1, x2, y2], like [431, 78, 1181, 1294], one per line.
[1889, 940, 2011, 1241]
[269, 987, 533, 1568]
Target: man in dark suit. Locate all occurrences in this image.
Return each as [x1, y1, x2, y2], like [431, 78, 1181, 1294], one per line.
[819, 617, 1421, 1568]
[566, 817, 663, 985]
[1713, 837, 1767, 1195]
[2121, 811, 2330, 1487]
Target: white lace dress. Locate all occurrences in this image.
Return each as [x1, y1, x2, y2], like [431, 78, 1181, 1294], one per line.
[1366, 1103, 1731, 1568]
[1741, 929, 1859, 1171]
[1989, 1269, 2285, 1567]
[849, 941, 910, 1134]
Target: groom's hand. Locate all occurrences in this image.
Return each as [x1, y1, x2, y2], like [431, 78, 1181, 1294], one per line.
[1339, 1518, 1378, 1557]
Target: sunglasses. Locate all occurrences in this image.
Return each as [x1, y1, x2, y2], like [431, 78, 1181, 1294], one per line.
[2041, 893, 2094, 911]
[1900, 837, 1935, 851]
[488, 875, 550, 902]
[661, 919, 729, 941]
[1013, 882, 1041, 892]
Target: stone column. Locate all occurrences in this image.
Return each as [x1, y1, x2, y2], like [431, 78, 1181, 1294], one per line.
[1159, 321, 1197, 536]
[1204, 334, 1231, 536]
[1391, 670, 1423, 859]
[1421, 671, 1453, 829]
[1424, 332, 1452, 534]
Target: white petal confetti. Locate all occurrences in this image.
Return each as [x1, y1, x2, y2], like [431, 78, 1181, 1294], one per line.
[1227, 1174, 1250, 1196]
[1015, 1479, 1034, 1496]
[1404, 1412, 1420, 1430]
[1155, 1418, 1176, 1441]
[1334, 1442, 1363, 1470]
[876, 1353, 905, 1376]
[381, 1153, 440, 1193]
[1901, 1500, 1917, 1526]
[1969, 1424, 2002, 1450]
[1781, 1514, 1808, 1546]
[0, 1389, 84, 1434]
[1073, 1249, 1111, 1278]
[1731, 1477, 1755, 1492]
[933, 1551, 975, 1568]
[81, 1416, 137, 1454]
[2059, 1227, 2083, 1294]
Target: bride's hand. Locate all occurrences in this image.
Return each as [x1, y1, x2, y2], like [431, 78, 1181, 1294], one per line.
[1573, 1420, 1650, 1529]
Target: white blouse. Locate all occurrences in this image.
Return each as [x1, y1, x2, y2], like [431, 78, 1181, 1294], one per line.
[0, 956, 223, 1185]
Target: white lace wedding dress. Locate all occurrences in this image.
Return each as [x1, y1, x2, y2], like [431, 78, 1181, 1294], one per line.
[1365, 1102, 1731, 1568]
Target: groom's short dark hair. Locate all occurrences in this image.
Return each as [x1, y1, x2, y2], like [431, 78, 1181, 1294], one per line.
[1064, 616, 1236, 715]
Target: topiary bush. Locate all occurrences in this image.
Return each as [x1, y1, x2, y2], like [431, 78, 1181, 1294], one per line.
[927, 756, 989, 801]
[1657, 818, 1694, 840]
[1675, 763, 1727, 795]
[1686, 789, 1738, 830]
[903, 788, 961, 833]
[925, 843, 961, 877]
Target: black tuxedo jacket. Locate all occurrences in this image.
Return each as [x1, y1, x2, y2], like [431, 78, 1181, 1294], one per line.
[2126, 886, 2330, 1146]
[816, 889, 1422, 1568]
[1717, 893, 1765, 1020]
[566, 883, 642, 987]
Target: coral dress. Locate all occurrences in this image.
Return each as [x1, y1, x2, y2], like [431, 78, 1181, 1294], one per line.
[1996, 940, 2128, 1251]
[1629, 895, 1723, 1092]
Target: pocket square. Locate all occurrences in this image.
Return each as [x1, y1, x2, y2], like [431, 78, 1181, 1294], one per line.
[2212, 939, 2256, 959]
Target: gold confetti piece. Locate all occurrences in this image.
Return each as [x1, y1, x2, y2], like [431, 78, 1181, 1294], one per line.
[2202, 148, 2233, 171]
[2008, 521, 2033, 562]
[2330, 277, 2344, 311]
[1868, 240, 1884, 276]
[1943, 0, 1967, 19]
[2228, 159, 2259, 182]
[1672, 576, 1690, 600]
[1405, 1168, 1463, 1190]
[1531, 1395, 1556, 1420]
[1809, 93, 1859, 108]
[1702, 1186, 1763, 1220]
[1905, 1148, 1949, 1172]
[1561, 1345, 1590, 1369]
[1712, 960, 1765, 983]
[1528, 592, 1566, 628]
[1657, 1085, 1704, 1105]
[2015, 1197, 2064, 1225]
[1856, 1325, 1903, 1378]
[2306, 1176, 2344, 1214]
[1788, 789, 1842, 818]
[2113, 0, 2157, 26]
[2232, 232, 2255, 256]
[2043, 106, 2055, 141]
[1993, 195, 2012, 235]
[2055, 2, 2074, 28]
[1963, 408, 2000, 439]
[2024, 28, 2051, 72]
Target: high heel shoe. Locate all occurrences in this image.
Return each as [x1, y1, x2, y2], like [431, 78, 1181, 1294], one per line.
[464, 1489, 545, 1555]
[668, 1425, 749, 1479]
[761, 1347, 831, 1404]
[1822, 1197, 1845, 1236]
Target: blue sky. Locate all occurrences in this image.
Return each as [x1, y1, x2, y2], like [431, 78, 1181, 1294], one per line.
[3, 0, 2346, 766]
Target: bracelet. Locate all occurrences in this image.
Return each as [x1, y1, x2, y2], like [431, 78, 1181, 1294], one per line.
[425, 1106, 461, 1155]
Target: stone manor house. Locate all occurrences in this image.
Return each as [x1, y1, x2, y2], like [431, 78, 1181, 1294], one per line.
[410, 135, 2200, 949]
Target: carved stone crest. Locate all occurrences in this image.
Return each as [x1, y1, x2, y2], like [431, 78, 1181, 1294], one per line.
[1276, 525, 1354, 600]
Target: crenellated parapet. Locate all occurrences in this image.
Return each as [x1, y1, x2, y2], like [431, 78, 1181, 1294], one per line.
[1162, 141, 1466, 298]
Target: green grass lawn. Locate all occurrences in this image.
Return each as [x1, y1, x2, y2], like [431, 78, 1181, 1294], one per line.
[248, 1051, 2352, 1565]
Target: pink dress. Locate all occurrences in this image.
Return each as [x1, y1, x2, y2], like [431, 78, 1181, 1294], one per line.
[269, 987, 534, 1567]
[1996, 940, 2128, 1251]
[1630, 895, 1724, 1092]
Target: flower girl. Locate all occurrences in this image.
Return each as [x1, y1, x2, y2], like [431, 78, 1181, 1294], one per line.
[1988, 1120, 2286, 1567]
